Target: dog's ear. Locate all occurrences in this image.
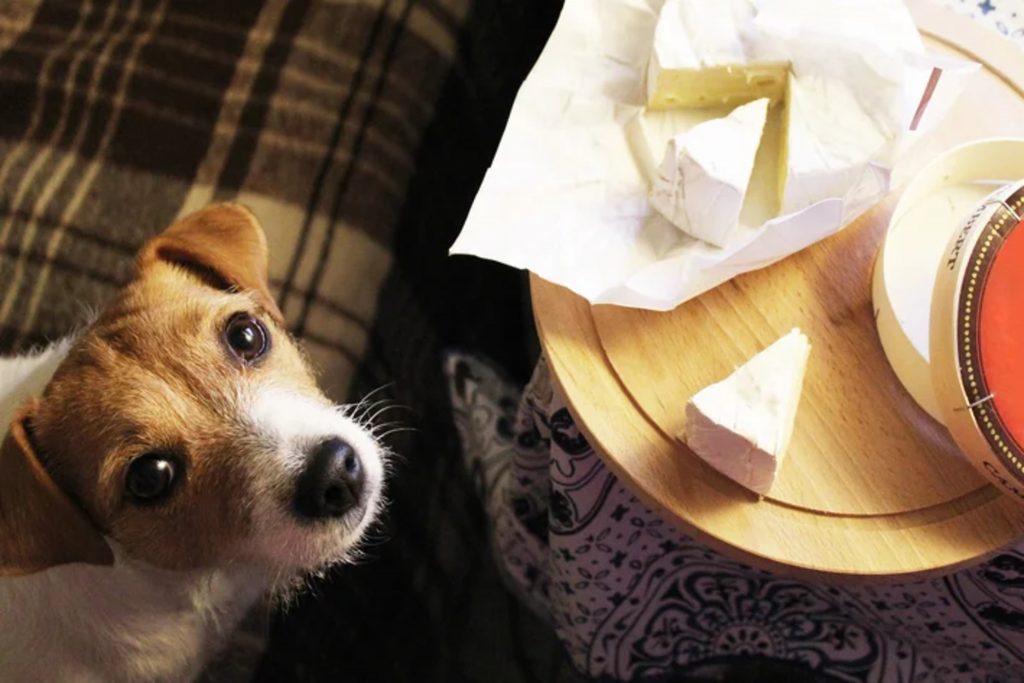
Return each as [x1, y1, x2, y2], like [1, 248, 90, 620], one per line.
[138, 203, 284, 324]
[0, 402, 113, 576]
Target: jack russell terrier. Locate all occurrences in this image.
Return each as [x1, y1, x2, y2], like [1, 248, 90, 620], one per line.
[0, 204, 386, 682]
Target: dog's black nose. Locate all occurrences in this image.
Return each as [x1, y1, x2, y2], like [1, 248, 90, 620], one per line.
[294, 438, 364, 520]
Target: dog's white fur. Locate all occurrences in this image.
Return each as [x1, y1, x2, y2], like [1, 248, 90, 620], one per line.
[0, 541, 268, 682]
[0, 341, 385, 682]
[243, 387, 385, 570]
[0, 338, 73, 437]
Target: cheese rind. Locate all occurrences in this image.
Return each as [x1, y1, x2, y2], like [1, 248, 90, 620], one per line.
[683, 328, 811, 496]
[649, 98, 769, 246]
[779, 74, 891, 214]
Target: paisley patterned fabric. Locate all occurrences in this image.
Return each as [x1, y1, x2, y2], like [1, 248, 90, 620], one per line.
[447, 353, 1024, 682]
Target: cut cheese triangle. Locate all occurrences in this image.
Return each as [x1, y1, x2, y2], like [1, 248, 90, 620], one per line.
[649, 98, 769, 247]
[683, 328, 811, 496]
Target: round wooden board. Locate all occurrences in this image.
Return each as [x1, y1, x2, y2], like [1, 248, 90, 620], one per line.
[532, 0, 1024, 580]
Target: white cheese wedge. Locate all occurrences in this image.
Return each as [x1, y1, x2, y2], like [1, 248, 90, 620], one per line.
[683, 328, 811, 496]
[649, 98, 769, 246]
[647, 0, 787, 110]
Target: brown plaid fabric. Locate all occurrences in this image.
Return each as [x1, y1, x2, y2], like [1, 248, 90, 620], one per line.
[0, 0, 463, 400]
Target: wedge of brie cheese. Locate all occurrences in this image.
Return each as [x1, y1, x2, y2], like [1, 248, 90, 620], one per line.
[647, 0, 787, 110]
[649, 98, 769, 246]
[683, 328, 811, 496]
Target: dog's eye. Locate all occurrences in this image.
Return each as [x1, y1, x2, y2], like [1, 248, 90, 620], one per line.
[125, 454, 178, 503]
[224, 312, 269, 363]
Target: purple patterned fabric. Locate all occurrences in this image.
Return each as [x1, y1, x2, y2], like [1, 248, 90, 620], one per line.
[448, 353, 1024, 682]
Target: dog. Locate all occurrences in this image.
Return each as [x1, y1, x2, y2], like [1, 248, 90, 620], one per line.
[0, 203, 387, 682]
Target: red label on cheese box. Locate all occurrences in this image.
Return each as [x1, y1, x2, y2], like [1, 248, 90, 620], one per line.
[962, 187, 1024, 479]
[980, 214, 1024, 450]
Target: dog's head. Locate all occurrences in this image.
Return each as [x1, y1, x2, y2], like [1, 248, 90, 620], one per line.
[0, 204, 385, 576]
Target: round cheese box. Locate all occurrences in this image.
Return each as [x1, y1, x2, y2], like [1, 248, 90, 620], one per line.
[874, 138, 1024, 503]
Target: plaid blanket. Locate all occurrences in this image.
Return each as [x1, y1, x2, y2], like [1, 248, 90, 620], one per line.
[0, 1, 567, 680]
[0, 0, 462, 397]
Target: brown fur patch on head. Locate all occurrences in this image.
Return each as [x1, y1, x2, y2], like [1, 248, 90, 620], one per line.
[138, 202, 284, 326]
[32, 261, 319, 569]
[0, 402, 112, 575]
[28, 205, 322, 570]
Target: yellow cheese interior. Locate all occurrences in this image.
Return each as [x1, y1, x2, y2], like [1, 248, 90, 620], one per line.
[740, 98, 786, 225]
[648, 64, 791, 213]
[776, 73, 792, 214]
[647, 63, 788, 110]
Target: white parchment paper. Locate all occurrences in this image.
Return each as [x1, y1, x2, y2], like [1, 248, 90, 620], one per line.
[451, 0, 978, 310]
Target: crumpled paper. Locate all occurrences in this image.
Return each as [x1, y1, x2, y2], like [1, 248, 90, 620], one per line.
[450, 0, 978, 310]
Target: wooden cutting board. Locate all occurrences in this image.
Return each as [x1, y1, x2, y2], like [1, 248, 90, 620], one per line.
[531, 0, 1024, 580]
